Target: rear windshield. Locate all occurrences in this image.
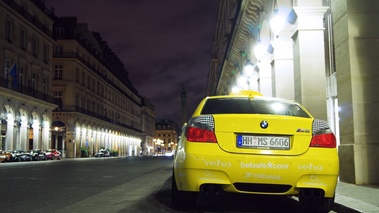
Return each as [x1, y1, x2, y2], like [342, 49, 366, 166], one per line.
[201, 97, 310, 118]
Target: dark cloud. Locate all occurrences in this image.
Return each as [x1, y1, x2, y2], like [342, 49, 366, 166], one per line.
[46, 0, 219, 125]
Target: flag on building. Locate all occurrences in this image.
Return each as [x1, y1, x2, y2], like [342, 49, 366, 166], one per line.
[8, 62, 18, 87]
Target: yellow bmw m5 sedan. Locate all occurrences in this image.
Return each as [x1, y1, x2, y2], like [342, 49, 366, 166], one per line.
[171, 90, 339, 213]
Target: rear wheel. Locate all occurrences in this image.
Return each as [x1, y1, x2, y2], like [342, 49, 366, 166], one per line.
[171, 171, 197, 209]
[299, 189, 334, 213]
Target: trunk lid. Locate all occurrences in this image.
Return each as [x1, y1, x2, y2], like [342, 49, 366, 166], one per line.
[213, 114, 313, 155]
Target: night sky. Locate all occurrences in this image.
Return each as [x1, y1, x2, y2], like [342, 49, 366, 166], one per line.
[45, 0, 220, 125]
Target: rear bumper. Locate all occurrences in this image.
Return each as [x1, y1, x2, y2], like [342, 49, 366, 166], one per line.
[174, 145, 339, 197]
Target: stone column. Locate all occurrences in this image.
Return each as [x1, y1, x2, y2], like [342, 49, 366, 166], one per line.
[5, 117, 14, 150]
[20, 119, 28, 151]
[32, 122, 40, 149]
[293, 6, 329, 120]
[272, 40, 295, 100]
[332, 0, 379, 184]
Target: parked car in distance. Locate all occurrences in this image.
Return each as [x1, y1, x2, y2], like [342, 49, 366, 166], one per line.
[43, 149, 54, 160]
[9, 150, 32, 162]
[47, 149, 61, 160]
[28, 149, 46, 161]
[0, 150, 12, 162]
[95, 149, 110, 157]
[172, 90, 339, 213]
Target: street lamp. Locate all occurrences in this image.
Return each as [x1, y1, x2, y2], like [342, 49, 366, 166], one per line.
[270, 0, 285, 37]
[153, 138, 163, 156]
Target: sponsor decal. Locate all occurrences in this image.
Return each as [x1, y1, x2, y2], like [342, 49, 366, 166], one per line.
[244, 172, 281, 180]
[297, 163, 323, 171]
[254, 173, 281, 180]
[204, 159, 232, 168]
[241, 162, 289, 170]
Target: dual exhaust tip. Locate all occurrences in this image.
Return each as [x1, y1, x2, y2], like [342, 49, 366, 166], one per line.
[300, 188, 324, 199]
[200, 184, 223, 195]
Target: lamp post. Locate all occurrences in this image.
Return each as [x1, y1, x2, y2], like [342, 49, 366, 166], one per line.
[153, 138, 163, 156]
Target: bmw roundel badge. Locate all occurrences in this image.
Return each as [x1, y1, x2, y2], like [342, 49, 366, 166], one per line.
[260, 120, 268, 129]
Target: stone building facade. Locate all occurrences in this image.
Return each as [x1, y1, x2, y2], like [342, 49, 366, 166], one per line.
[154, 119, 179, 155]
[51, 17, 152, 158]
[0, 0, 56, 152]
[0, 0, 155, 158]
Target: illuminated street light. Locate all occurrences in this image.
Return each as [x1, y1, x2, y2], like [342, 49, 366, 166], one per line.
[270, 14, 285, 36]
[254, 41, 268, 60]
[244, 62, 255, 77]
[270, 0, 285, 37]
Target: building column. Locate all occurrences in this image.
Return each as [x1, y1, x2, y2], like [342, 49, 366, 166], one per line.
[272, 40, 295, 100]
[258, 62, 273, 96]
[41, 124, 50, 150]
[293, 6, 329, 120]
[32, 121, 40, 149]
[5, 116, 14, 150]
[75, 128, 81, 158]
[65, 130, 75, 158]
[20, 118, 28, 151]
[332, 0, 379, 185]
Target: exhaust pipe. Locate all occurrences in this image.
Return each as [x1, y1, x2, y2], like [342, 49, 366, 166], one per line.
[200, 184, 222, 195]
[200, 184, 211, 193]
[300, 188, 324, 199]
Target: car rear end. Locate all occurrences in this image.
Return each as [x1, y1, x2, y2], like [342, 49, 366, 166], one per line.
[172, 92, 339, 212]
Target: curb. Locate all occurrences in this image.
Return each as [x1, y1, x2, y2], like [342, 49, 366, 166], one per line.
[333, 202, 362, 213]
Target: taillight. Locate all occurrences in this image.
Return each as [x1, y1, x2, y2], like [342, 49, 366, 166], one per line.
[187, 126, 217, 142]
[186, 115, 217, 143]
[310, 130, 336, 148]
[311, 119, 336, 148]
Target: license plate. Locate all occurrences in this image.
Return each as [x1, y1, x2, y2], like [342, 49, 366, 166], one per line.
[237, 135, 290, 150]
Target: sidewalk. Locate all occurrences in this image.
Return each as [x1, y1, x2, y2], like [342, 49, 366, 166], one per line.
[333, 181, 379, 213]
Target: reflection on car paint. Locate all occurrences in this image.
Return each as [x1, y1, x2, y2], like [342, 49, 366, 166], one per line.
[302, 181, 328, 187]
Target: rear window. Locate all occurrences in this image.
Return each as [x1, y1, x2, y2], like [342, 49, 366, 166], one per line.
[201, 97, 310, 118]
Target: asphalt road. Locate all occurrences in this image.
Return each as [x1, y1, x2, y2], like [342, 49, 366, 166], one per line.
[0, 156, 337, 213]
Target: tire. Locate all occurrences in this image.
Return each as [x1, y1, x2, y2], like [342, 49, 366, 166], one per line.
[299, 189, 334, 213]
[171, 171, 197, 209]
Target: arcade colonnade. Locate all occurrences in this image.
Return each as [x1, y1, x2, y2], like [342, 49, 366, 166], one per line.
[53, 112, 142, 158]
[69, 122, 142, 158]
[1, 100, 141, 157]
[1, 100, 53, 152]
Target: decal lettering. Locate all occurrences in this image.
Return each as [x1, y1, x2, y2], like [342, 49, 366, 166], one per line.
[253, 174, 281, 180]
[297, 163, 323, 171]
[244, 172, 281, 180]
[204, 159, 231, 167]
[241, 162, 289, 170]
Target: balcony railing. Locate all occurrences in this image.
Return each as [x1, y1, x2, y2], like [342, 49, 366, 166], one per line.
[2, 0, 53, 38]
[0, 76, 55, 104]
[53, 105, 142, 133]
